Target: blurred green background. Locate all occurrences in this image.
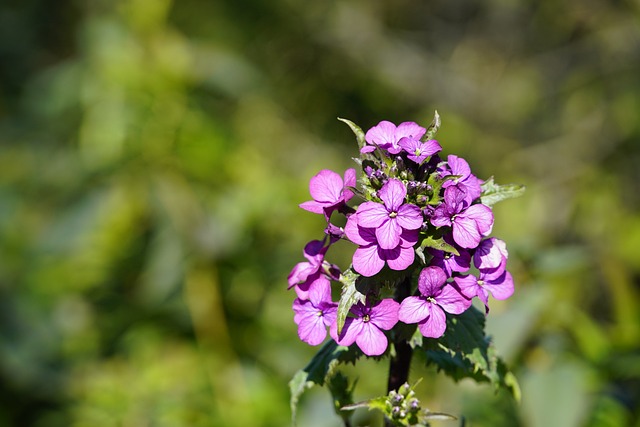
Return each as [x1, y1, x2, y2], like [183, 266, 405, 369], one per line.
[1, 0, 639, 426]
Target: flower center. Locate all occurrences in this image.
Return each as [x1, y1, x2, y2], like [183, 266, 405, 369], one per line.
[414, 148, 421, 156]
[362, 314, 371, 323]
[426, 297, 436, 304]
[389, 211, 397, 218]
[477, 280, 484, 286]
[317, 310, 324, 317]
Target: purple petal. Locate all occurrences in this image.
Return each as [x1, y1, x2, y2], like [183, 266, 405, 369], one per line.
[365, 120, 397, 148]
[330, 317, 362, 346]
[296, 310, 329, 345]
[444, 186, 467, 209]
[417, 266, 448, 297]
[398, 136, 419, 153]
[447, 155, 471, 179]
[357, 202, 389, 228]
[396, 121, 426, 140]
[294, 273, 330, 300]
[375, 218, 401, 250]
[398, 296, 431, 324]
[343, 168, 357, 201]
[379, 179, 407, 211]
[308, 169, 343, 203]
[352, 245, 385, 277]
[474, 238, 508, 270]
[383, 245, 415, 271]
[484, 271, 514, 300]
[299, 200, 326, 214]
[418, 304, 447, 338]
[370, 298, 400, 330]
[435, 284, 471, 315]
[344, 215, 375, 246]
[308, 278, 332, 306]
[452, 216, 482, 249]
[321, 305, 338, 327]
[465, 204, 494, 236]
[396, 204, 423, 230]
[399, 228, 419, 247]
[421, 139, 442, 156]
[430, 206, 452, 228]
[303, 240, 325, 262]
[287, 261, 314, 289]
[453, 274, 480, 300]
[355, 323, 389, 356]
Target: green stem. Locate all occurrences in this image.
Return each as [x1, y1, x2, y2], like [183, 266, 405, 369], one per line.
[385, 275, 414, 426]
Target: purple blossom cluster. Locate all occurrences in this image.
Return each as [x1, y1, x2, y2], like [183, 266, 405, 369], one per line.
[288, 119, 515, 356]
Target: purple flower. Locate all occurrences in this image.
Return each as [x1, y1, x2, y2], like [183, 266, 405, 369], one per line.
[361, 121, 426, 155]
[431, 187, 494, 249]
[344, 213, 418, 277]
[288, 240, 329, 299]
[398, 266, 471, 338]
[357, 179, 423, 250]
[398, 138, 442, 164]
[300, 168, 356, 218]
[454, 269, 514, 312]
[293, 279, 338, 346]
[440, 155, 482, 203]
[330, 298, 399, 356]
[428, 236, 471, 277]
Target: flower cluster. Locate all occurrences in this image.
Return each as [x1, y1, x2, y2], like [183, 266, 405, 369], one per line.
[288, 118, 515, 356]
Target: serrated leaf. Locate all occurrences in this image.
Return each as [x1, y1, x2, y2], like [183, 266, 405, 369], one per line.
[289, 340, 354, 424]
[423, 110, 441, 141]
[336, 269, 366, 334]
[421, 305, 520, 399]
[480, 176, 525, 207]
[327, 372, 357, 422]
[338, 117, 366, 150]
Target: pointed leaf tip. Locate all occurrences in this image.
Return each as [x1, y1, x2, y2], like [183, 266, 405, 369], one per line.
[424, 110, 441, 141]
[338, 117, 366, 150]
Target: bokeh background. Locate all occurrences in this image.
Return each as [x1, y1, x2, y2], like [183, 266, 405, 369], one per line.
[1, 0, 639, 426]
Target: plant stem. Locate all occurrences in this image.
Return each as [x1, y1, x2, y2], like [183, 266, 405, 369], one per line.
[386, 276, 414, 427]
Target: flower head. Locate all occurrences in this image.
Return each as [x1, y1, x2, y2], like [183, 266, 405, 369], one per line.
[293, 279, 338, 345]
[431, 187, 493, 249]
[398, 266, 471, 338]
[345, 213, 418, 277]
[440, 155, 482, 203]
[454, 269, 514, 312]
[398, 138, 442, 164]
[300, 168, 356, 218]
[357, 179, 423, 250]
[330, 298, 399, 356]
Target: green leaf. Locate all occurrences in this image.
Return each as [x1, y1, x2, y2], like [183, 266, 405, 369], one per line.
[421, 305, 520, 400]
[419, 234, 460, 256]
[336, 269, 366, 334]
[338, 117, 366, 150]
[342, 396, 387, 412]
[415, 230, 460, 265]
[480, 176, 525, 207]
[423, 110, 441, 141]
[289, 340, 356, 424]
